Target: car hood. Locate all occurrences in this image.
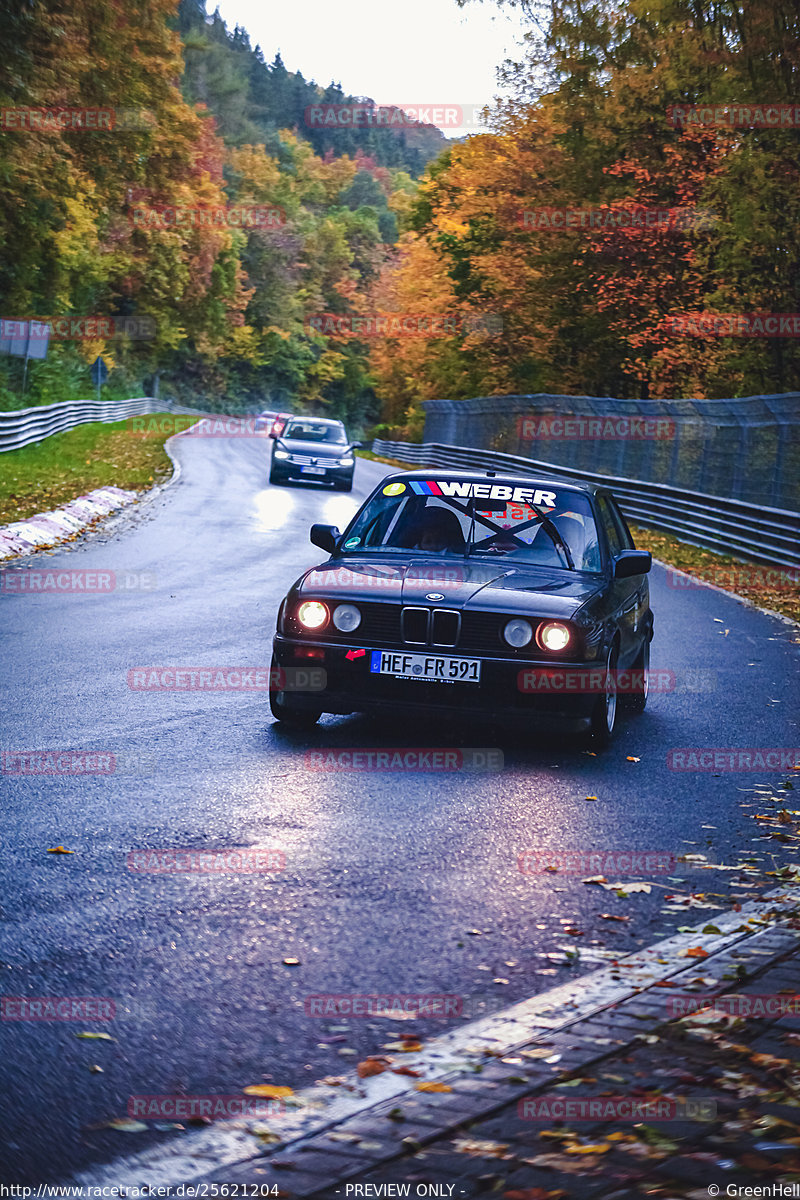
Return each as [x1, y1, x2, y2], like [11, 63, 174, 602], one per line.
[299, 555, 603, 619]
[278, 438, 349, 459]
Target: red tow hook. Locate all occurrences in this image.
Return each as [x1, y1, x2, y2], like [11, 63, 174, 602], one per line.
[345, 648, 366, 661]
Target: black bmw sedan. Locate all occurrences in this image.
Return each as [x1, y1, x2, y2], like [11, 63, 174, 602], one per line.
[269, 416, 361, 491]
[270, 470, 653, 743]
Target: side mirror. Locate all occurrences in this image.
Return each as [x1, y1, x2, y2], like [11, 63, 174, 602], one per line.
[350, 441, 363, 450]
[310, 524, 341, 554]
[614, 550, 652, 579]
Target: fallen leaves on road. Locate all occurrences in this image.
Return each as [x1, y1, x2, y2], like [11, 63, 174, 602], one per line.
[105, 1118, 147, 1133]
[47, 846, 74, 854]
[415, 1081, 452, 1093]
[453, 1137, 512, 1157]
[685, 946, 710, 958]
[242, 1085, 294, 1098]
[76, 1032, 114, 1041]
[504, 1190, 567, 1200]
[356, 1056, 391, 1079]
[564, 1141, 612, 1155]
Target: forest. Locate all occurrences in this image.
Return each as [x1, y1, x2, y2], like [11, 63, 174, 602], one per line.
[0, 0, 798, 429]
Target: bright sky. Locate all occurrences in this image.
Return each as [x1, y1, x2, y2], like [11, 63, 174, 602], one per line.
[211, 0, 528, 137]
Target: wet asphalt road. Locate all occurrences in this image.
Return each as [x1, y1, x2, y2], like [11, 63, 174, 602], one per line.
[0, 428, 798, 1183]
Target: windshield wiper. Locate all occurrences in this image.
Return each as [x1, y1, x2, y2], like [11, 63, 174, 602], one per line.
[531, 504, 575, 569]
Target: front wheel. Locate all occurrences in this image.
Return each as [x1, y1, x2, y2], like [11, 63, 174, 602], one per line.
[269, 658, 321, 727]
[589, 644, 618, 747]
[622, 636, 649, 713]
[270, 690, 321, 727]
[269, 466, 285, 486]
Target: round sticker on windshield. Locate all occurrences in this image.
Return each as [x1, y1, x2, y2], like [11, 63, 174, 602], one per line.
[382, 482, 406, 496]
[343, 537, 360, 548]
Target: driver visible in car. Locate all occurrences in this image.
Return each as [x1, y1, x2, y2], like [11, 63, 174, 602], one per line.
[397, 506, 465, 552]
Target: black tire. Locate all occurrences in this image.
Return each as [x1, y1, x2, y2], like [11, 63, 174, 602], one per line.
[269, 658, 321, 727]
[622, 636, 649, 713]
[269, 690, 321, 727]
[589, 643, 618, 747]
[269, 466, 285, 485]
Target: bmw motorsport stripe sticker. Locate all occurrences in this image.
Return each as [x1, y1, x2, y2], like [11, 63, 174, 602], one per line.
[408, 481, 443, 495]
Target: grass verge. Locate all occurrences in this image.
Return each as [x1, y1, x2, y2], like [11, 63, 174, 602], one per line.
[0, 415, 184, 525]
[629, 525, 800, 625]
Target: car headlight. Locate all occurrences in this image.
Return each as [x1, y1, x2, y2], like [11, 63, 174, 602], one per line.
[297, 601, 328, 630]
[338, 455, 355, 467]
[274, 449, 289, 460]
[536, 621, 571, 652]
[333, 603, 361, 632]
[503, 618, 533, 648]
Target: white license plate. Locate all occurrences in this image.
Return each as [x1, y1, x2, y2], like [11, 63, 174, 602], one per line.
[370, 650, 481, 683]
[300, 466, 326, 475]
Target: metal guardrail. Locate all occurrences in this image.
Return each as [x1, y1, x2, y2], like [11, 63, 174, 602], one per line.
[0, 398, 207, 453]
[372, 439, 800, 569]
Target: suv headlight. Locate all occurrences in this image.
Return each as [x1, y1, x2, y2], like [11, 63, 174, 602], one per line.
[297, 601, 328, 630]
[338, 455, 354, 467]
[274, 449, 289, 460]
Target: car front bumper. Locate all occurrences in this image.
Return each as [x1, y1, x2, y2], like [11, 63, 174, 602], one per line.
[272, 634, 610, 721]
[271, 459, 353, 484]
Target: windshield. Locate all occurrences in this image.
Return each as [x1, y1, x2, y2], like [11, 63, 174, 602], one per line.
[341, 479, 602, 571]
[284, 420, 347, 444]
